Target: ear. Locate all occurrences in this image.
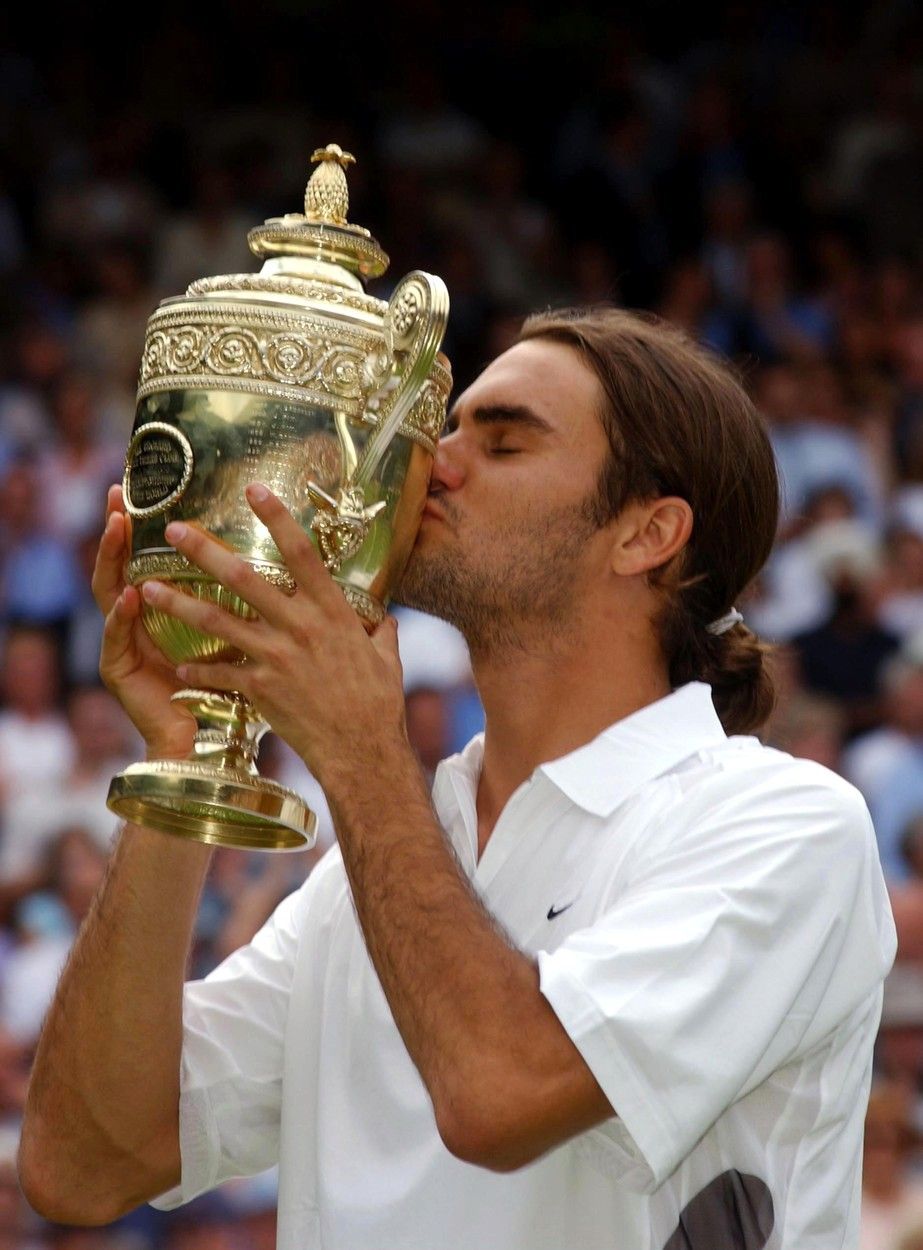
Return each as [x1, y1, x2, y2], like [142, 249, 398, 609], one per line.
[609, 496, 694, 577]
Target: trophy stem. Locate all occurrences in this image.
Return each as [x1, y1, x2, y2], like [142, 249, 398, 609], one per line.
[179, 688, 266, 774]
[106, 689, 317, 851]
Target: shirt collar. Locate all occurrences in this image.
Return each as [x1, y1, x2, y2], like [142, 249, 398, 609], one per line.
[539, 682, 727, 817]
[437, 682, 728, 822]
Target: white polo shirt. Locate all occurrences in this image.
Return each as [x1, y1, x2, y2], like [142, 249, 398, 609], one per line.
[153, 682, 896, 1250]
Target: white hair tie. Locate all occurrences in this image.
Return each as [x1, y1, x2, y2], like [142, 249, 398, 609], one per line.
[706, 608, 744, 636]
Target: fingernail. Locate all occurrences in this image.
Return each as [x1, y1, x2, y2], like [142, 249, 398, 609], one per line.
[165, 522, 187, 542]
[176, 665, 189, 681]
[142, 580, 164, 602]
[246, 482, 270, 503]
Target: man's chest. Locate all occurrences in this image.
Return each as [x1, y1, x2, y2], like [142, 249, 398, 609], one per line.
[433, 771, 685, 954]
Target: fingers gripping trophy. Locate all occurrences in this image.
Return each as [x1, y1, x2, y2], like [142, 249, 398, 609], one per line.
[105, 144, 451, 851]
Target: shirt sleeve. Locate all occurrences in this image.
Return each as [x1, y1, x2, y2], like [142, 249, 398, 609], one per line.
[538, 763, 896, 1193]
[150, 881, 308, 1209]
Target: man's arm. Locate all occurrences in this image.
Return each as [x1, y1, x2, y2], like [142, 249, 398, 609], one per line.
[153, 491, 613, 1172]
[323, 750, 613, 1170]
[19, 489, 210, 1223]
[19, 826, 210, 1224]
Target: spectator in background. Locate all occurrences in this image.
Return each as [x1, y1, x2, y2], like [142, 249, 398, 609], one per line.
[741, 234, 835, 363]
[191, 850, 296, 980]
[699, 179, 754, 313]
[37, 372, 122, 545]
[379, 63, 485, 178]
[877, 502, 923, 642]
[868, 754, 923, 890]
[0, 685, 134, 888]
[393, 605, 482, 753]
[155, 163, 256, 298]
[744, 485, 856, 642]
[74, 239, 155, 398]
[0, 889, 73, 1054]
[893, 319, 923, 481]
[570, 241, 620, 308]
[562, 89, 666, 305]
[0, 323, 62, 467]
[0, 462, 82, 632]
[844, 633, 923, 819]
[0, 829, 105, 1053]
[793, 520, 899, 736]
[455, 140, 560, 311]
[0, 628, 73, 807]
[67, 528, 110, 688]
[764, 690, 845, 773]
[405, 686, 452, 788]
[763, 358, 884, 533]
[901, 816, 923, 882]
[656, 260, 730, 353]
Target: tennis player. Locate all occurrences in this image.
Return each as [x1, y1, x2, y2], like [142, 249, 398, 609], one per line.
[21, 308, 895, 1249]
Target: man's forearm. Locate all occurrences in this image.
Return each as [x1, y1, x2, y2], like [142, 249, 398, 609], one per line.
[19, 825, 212, 1225]
[323, 743, 605, 1169]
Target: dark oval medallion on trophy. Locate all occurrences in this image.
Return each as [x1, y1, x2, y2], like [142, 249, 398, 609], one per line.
[124, 421, 195, 518]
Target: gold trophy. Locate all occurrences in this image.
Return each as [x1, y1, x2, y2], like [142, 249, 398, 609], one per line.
[106, 144, 451, 851]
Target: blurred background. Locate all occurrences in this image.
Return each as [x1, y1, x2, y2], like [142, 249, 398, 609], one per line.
[2, 1, 923, 1245]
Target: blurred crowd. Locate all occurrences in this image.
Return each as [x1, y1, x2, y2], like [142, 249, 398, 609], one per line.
[3, 1, 923, 1246]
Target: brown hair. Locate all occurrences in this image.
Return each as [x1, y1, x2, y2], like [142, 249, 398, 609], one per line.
[519, 306, 779, 735]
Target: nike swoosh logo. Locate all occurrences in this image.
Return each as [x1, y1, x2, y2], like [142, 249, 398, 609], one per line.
[547, 902, 575, 921]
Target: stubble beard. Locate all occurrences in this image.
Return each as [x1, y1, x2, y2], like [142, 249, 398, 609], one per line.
[395, 490, 606, 658]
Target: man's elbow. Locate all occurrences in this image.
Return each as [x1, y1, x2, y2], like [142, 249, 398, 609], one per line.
[18, 1141, 122, 1226]
[435, 1098, 546, 1174]
[18, 1115, 174, 1226]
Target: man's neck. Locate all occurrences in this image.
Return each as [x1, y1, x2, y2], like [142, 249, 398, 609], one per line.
[470, 625, 670, 857]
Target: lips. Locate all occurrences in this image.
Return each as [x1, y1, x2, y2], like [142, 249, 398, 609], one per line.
[421, 498, 445, 521]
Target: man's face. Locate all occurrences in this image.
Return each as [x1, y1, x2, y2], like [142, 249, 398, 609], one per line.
[396, 338, 613, 653]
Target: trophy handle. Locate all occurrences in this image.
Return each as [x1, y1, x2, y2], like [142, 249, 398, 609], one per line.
[356, 270, 450, 489]
[307, 271, 449, 571]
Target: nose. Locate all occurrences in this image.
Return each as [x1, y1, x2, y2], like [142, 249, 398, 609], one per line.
[429, 430, 465, 493]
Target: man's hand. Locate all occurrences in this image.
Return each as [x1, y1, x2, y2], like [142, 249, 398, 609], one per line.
[137, 483, 408, 787]
[92, 485, 196, 760]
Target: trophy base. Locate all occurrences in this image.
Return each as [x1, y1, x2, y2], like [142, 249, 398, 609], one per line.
[106, 689, 316, 851]
[107, 760, 317, 850]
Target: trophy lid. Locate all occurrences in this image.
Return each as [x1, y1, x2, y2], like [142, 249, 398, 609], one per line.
[247, 144, 389, 283]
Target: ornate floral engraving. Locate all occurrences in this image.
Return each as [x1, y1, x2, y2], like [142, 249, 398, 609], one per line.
[205, 329, 262, 377]
[390, 282, 422, 341]
[263, 334, 325, 383]
[128, 551, 297, 595]
[336, 583, 386, 626]
[319, 347, 366, 398]
[402, 365, 451, 452]
[128, 550, 382, 625]
[165, 328, 205, 373]
[135, 289, 448, 452]
[138, 305, 385, 411]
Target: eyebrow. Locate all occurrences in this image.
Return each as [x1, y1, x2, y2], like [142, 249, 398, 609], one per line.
[445, 403, 554, 435]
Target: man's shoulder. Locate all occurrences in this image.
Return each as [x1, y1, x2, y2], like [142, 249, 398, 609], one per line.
[662, 735, 874, 855]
